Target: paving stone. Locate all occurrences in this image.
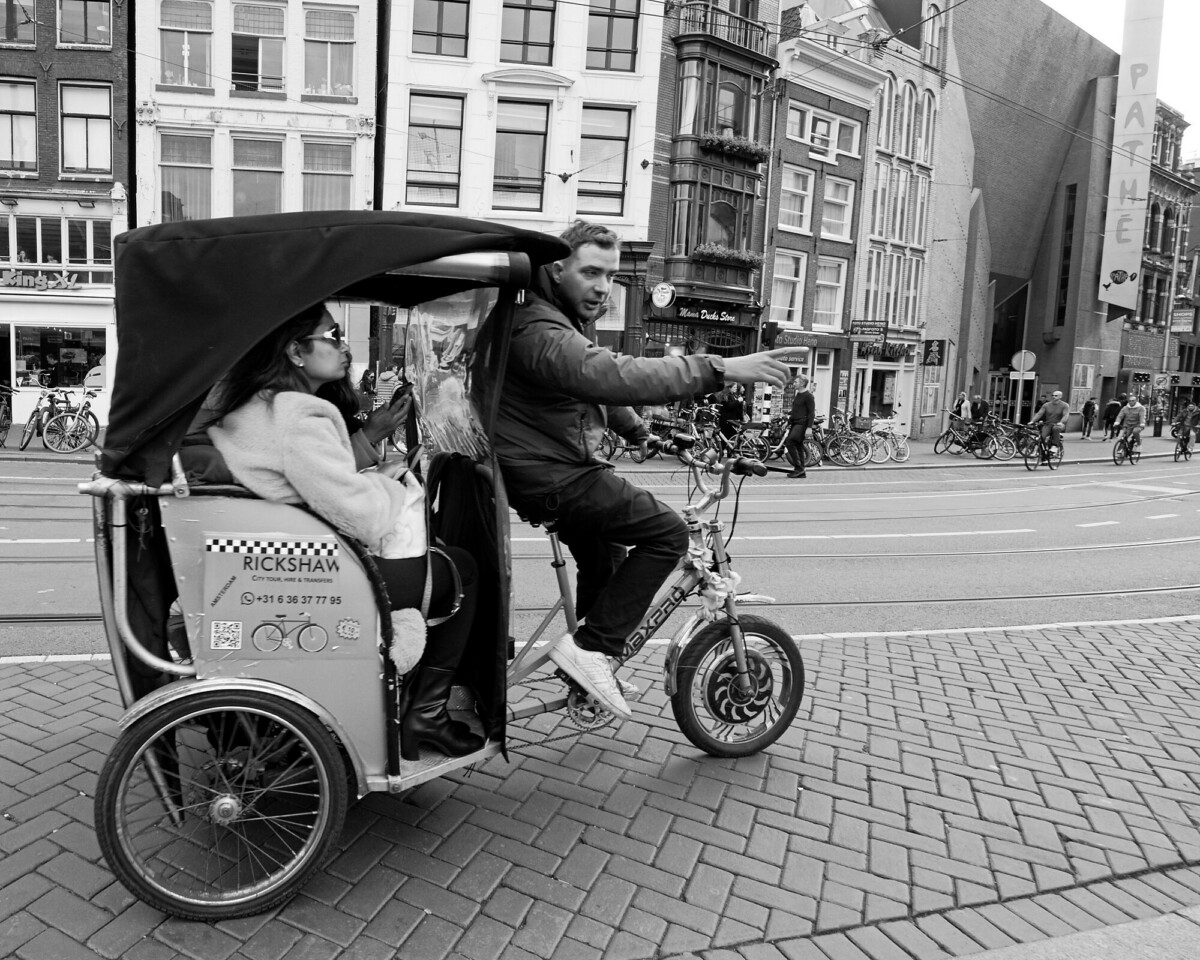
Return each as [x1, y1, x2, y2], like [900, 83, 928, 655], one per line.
[26, 886, 111, 940]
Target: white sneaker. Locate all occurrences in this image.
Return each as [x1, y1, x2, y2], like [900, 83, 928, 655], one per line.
[549, 634, 632, 721]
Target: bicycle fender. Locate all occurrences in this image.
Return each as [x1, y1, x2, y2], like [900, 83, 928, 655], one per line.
[662, 613, 709, 698]
[736, 592, 776, 605]
[114, 676, 370, 797]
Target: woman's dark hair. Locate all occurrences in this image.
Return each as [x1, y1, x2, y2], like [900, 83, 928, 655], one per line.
[212, 301, 361, 429]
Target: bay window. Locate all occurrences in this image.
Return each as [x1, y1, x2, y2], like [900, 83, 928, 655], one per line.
[668, 175, 756, 255]
[677, 60, 761, 140]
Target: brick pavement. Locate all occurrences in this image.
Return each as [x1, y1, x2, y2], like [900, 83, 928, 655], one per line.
[3, 617, 1200, 959]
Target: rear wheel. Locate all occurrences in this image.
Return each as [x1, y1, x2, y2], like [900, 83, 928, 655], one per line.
[0, 400, 10, 447]
[670, 616, 805, 757]
[972, 436, 998, 460]
[18, 410, 38, 450]
[933, 430, 953, 455]
[802, 439, 822, 468]
[1047, 443, 1063, 470]
[737, 434, 770, 461]
[869, 435, 892, 464]
[43, 413, 95, 453]
[889, 436, 911, 462]
[993, 436, 1017, 461]
[95, 690, 348, 920]
[1130, 442, 1141, 465]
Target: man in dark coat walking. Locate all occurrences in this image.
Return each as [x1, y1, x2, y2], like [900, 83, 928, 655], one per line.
[785, 375, 815, 479]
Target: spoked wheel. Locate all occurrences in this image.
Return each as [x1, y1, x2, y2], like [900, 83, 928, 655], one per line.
[1024, 443, 1043, 471]
[869, 435, 892, 464]
[889, 436, 911, 462]
[933, 430, 953, 454]
[993, 436, 1017, 461]
[95, 690, 348, 920]
[670, 615, 805, 758]
[1129, 442, 1141, 465]
[628, 442, 649, 463]
[738, 434, 770, 461]
[18, 411, 38, 450]
[1175, 441, 1184, 462]
[802, 439, 822, 468]
[43, 413, 95, 453]
[0, 404, 10, 447]
[971, 436, 998, 459]
[1113, 440, 1127, 466]
[1047, 444, 1063, 470]
[598, 431, 617, 461]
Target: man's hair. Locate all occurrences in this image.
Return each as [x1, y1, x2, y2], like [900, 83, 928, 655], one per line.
[560, 220, 620, 254]
[794, 375, 810, 387]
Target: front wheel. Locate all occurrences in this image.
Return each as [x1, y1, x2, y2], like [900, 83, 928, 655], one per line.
[670, 615, 805, 758]
[94, 690, 348, 920]
[0, 402, 10, 447]
[993, 436, 1017, 461]
[889, 436, 911, 462]
[1113, 440, 1127, 465]
[18, 410, 38, 450]
[933, 430, 953, 455]
[43, 413, 95, 453]
[1024, 443, 1042, 471]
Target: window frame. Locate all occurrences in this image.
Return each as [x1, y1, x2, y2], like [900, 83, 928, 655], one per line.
[301, 138, 353, 211]
[1, 78, 37, 174]
[587, 0, 638, 72]
[231, 3, 286, 93]
[159, 130, 213, 222]
[231, 135, 284, 216]
[1, 0, 37, 44]
[159, 0, 214, 89]
[406, 92, 464, 207]
[820, 175, 854, 242]
[303, 6, 356, 98]
[786, 99, 861, 163]
[501, 0, 555, 65]
[778, 163, 813, 234]
[59, 0, 112, 47]
[577, 104, 630, 217]
[876, 74, 895, 151]
[492, 98, 549, 212]
[412, 0, 469, 56]
[59, 82, 112, 178]
[812, 255, 847, 330]
[668, 175, 756, 256]
[770, 249, 807, 326]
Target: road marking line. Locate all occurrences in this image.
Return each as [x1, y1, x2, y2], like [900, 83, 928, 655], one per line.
[1077, 521, 1118, 527]
[0, 538, 88, 544]
[1146, 514, 1179, 519]
[742, 529, 1035, 540]
[1100, 482, 1189, 495]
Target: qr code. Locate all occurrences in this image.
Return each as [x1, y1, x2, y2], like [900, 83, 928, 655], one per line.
[211, 621, 243, 650]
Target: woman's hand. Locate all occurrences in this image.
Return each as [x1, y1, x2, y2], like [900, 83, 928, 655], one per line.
[362, 393, 411, 444]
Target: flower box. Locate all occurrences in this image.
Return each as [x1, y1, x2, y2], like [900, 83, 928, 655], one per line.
[690, 243, 764, 269]
[698, 134, 770, 164]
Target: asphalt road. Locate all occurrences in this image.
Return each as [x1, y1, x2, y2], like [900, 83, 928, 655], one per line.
[4, 453, 1200, 656]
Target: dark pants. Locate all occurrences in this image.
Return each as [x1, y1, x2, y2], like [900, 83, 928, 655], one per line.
[1103, 417, 1117, 439]
[1082, 416, 1094, 437]
[511, 468, 688, 657]
[378, 547, 478, 670]
[784, 423, 808, 471]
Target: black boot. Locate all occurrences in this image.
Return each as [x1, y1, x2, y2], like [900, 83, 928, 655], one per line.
[400, 666, 484, 761]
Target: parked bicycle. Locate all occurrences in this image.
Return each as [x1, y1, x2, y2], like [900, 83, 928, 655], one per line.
[0, 385, 12, 448]
[935, 413, 1000, 459]
[1024, 428, 1064, 470]
[1112, 431, 1141, 466]
[1175, 428, 1193, 462]
[43, 388, 101, 453]
[18, 387, 79, 451]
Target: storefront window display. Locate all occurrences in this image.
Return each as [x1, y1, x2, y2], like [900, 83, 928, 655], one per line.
[14, 326, 107, 388]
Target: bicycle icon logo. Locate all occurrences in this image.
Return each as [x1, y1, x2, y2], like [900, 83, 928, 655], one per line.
[251, 615, 329, 653]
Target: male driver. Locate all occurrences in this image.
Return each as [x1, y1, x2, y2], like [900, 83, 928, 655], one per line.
[1175, 401, 1200, 454]
[785, 375, 814, 479]
[1113, 393, 1147, 449]
[1029, 389, 1070, 454]
[494, 221, 791, 720]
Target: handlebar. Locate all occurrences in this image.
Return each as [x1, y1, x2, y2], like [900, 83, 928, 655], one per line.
[647, 433, 766, 511]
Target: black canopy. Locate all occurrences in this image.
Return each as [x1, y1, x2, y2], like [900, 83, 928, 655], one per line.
[102, 211, 567, 484]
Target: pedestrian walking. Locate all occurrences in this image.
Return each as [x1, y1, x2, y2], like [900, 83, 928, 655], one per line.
[359, 368, 376, 412]
[1081, 397, 1097, 438]
[954, 391, 969, 421]
[785, 375, 814, 479]
[376, 363, 402, 407]
[1103, 395, 1124, 440]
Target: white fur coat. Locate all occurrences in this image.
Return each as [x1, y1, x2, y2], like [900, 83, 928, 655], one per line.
[208, 391, 421, 556]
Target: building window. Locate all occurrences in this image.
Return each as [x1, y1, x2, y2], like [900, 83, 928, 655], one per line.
[779, 164, 812, 233]
[821, 176, 853, 240]
[160, 0, 213, 87]
[876, 74, 895, 151]
[770, 251, 806, 325]
[60, 84, 111, 175]
[813, 256, 846, 329]
[304, 8, 354, 96]
[870, 161, 888, 238]
[407, 93, 463, 206]
[413, 0, 468, 56]
[160, 132, 211, 220]
[60, 0, 111, 45]
[923, 4, 942, 66]
[303, 140, 352, 210]
[502, 0, 554, 65]
[920, 90, 936, 164]
[1054, 184, 1076, 327]
[2, 215, 112, 280]
[1, 79, 36, 172]
[14, 325, 108, 388]
[578, 105, 629, 216]
[677, 60, 762, 139]
[1, 0, 36, 42]
[913, 172, 929, 246]
[897, 82, 917, 158]
[786, 100, 860, 161]
[864, 248, 883, 322]
[669, 178, 756, 255]
[232, 4, 285, 91]
[669, 184, 692, 255]
[232, 137, 283, 214]
[587, 0, 637, 71]
[493, 100, 548, 211]
[901, 257, 922, 327]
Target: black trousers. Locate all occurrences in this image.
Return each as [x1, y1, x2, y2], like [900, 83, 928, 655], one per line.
[511, 469, 688, 657]
[378, 547, 478, 670]
[784, 423, 808, 471]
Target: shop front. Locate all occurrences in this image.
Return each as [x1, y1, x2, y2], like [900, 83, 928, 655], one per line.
[851, 338, 918, 434]
[643, 295, 760, 359]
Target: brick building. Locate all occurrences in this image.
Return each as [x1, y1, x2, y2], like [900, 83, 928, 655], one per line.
[1, 0, 129, 425]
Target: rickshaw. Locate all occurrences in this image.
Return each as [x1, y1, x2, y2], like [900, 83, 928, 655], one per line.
[81, 211, 806, 920]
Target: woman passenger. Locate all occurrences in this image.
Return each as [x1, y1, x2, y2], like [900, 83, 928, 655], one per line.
[207, 302, 482, 762]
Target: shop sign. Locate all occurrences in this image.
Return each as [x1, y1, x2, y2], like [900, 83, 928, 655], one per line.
[775, 329, 818, 347]
[850, 319, 886, 340]
[677, 302, 741, 324]
[1172, 307, 1194, 332]
[857, 340, 910, 360]
[1193, 375, 1200, 386]
[922, 339, 946, 366]
[1, 267, 82, 291]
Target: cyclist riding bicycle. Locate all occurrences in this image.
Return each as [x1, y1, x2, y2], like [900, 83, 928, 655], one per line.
[1174, 402, 1200, 454]
[1113, 394, 1147, 449]
[1028, 390, 1070, 453]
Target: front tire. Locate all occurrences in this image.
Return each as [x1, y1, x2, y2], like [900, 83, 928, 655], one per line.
[18, 410, 37, 450]
[1113, 440, 1126, 465]
[95, 690, 348, 920]
[1024, 443, 1042, 471]
[670, 616, 805, 758]
[993, 436, 1017, 461]
[889, 436, 911, 462]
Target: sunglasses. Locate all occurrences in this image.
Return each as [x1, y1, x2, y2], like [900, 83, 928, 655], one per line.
[299, 324, 347, 346]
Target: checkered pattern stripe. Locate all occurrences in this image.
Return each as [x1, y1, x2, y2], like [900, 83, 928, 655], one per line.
[205, 537, 339, 557]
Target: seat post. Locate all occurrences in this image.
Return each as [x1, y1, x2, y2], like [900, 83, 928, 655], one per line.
[545, 527, 578, 635]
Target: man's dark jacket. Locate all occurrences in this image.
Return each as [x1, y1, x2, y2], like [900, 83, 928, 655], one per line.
[788, 390, 815, 429]
[494, 264, 725, 496]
